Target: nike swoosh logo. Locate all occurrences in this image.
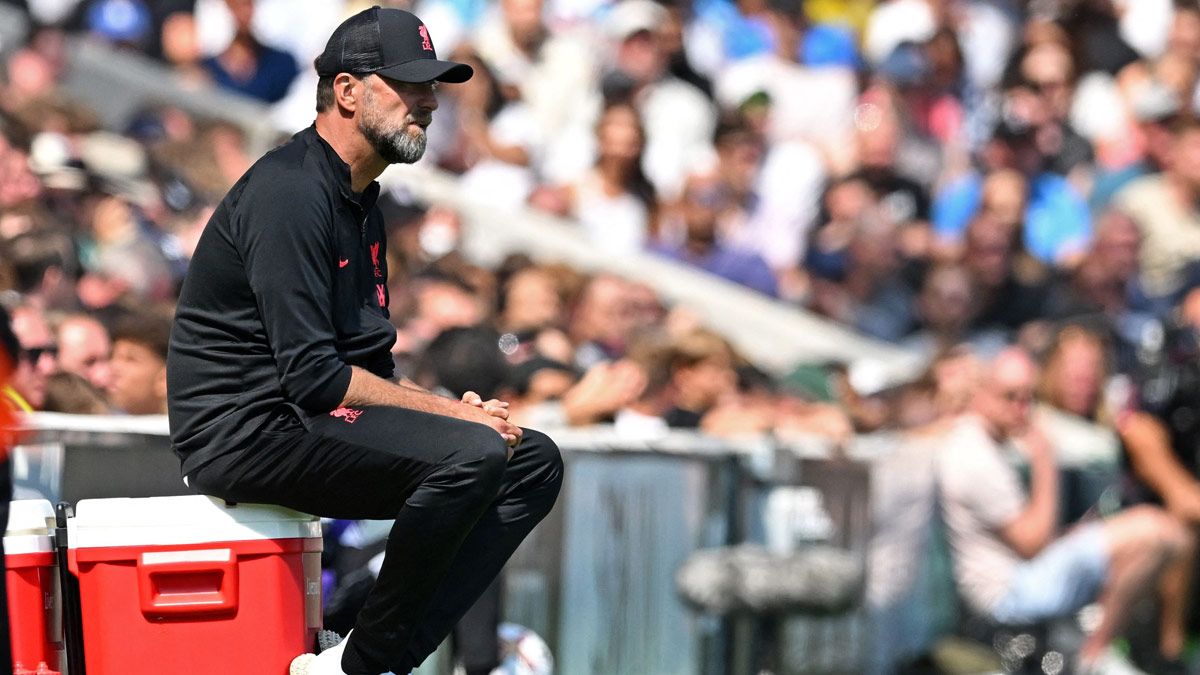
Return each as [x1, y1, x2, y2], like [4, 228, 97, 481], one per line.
[339, 259, 350, 268]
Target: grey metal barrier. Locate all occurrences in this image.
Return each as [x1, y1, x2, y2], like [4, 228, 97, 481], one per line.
[12, 414, 883, 674]
[12, 411, 1119, 674]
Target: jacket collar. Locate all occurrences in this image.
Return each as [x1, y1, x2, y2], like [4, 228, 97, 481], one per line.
[304, 125, 382, 213]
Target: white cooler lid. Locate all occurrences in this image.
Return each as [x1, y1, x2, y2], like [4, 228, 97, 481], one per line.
[68, 495, 321, 549]
[5, 500, 55, 556]
[6, 500, 55, 537]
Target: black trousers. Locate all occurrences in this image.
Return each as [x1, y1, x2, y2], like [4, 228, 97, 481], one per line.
[189, 405, 563, 674]
[454, 576, 502, 675]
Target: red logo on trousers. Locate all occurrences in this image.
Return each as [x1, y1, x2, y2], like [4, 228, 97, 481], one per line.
[330, 407, 363, 423]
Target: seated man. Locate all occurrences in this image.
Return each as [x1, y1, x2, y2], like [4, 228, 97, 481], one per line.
[167, 8, 562, 675]
[938, 348, 1193, 671]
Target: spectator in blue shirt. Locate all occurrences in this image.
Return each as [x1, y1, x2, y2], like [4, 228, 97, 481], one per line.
[200, 0, 298, 104]
[651, 171, 778, 297]
[933, 115, 1091, 266]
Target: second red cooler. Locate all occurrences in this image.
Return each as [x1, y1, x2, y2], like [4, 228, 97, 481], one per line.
[5, 499, 62, 673]
[67, 495, 323, 675]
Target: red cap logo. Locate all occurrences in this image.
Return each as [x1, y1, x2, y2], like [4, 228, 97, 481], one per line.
[418, 25, 433, 52]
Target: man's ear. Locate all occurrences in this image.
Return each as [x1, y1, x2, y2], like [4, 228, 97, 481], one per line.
[334, 73, 362, 113]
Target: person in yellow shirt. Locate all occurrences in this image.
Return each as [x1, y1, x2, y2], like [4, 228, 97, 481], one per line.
[804, 0, 874, 34]
[1, 382, 32, 413]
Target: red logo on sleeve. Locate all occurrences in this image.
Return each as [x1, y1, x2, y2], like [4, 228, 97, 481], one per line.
[330, 407, 363, 423]
[418, 25, 433, 51]
[376, 284, 387, 307]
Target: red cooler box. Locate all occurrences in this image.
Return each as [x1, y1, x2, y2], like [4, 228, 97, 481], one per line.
[5, 499, 62, 672]
[67, 496, 323, 675]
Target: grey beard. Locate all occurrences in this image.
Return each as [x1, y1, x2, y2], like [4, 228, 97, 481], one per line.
[362, 120, 427, 165]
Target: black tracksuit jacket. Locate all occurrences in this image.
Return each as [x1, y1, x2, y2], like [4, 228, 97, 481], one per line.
[167, 125, 395, 476]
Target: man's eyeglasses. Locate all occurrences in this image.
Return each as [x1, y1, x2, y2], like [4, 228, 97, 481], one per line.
[20, 345, 58, 363]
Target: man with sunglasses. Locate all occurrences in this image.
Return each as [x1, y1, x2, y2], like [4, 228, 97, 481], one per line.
[938, 347, 1194, 672]
[167, 8, 562, 675]
[4, 304, 58, 412]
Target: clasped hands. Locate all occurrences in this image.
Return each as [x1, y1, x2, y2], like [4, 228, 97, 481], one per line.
[461, 390, 521, 456]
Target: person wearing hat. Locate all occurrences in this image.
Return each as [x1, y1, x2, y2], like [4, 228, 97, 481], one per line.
[1090, 81, 1182, 213]
[165, 8, 563, 675]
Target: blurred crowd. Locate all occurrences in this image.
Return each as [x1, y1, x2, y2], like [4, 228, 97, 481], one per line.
[11, 0, 1200, 670]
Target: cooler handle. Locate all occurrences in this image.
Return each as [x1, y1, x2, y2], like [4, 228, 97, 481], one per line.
[136, 548, 239, 618]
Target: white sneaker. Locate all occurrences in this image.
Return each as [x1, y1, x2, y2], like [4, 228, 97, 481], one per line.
[289, 630, 402, 675]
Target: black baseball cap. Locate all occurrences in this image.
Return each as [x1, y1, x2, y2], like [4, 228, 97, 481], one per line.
[314, 6, 473, 84]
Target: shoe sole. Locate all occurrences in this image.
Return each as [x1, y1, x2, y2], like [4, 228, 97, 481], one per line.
[289, 653, 316, 675]
[317, 629, 343, 652]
